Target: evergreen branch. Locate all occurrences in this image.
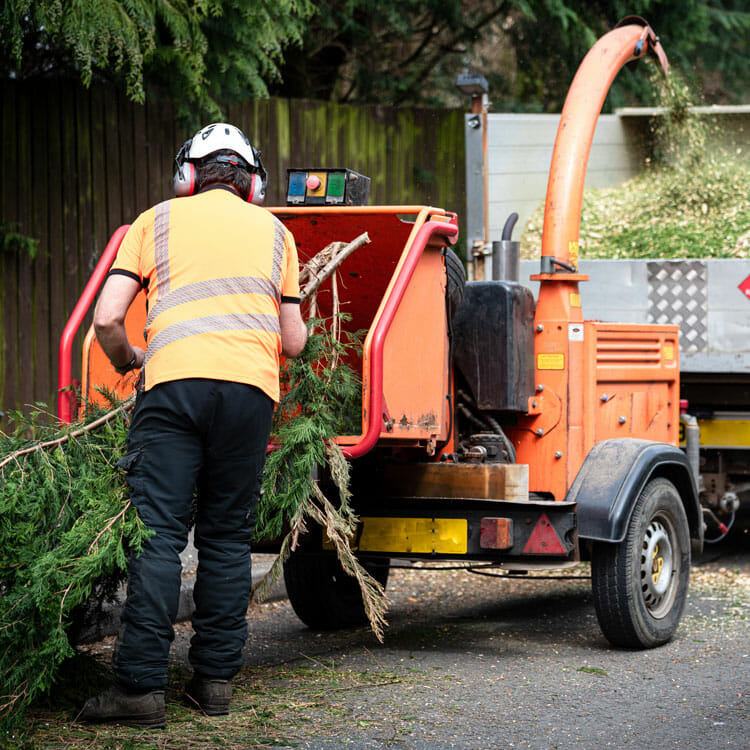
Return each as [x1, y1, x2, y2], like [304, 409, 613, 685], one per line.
[0, 395, 135, 471]
[0, 591, 31, 620]
[0, 678, 29, 716]
[252, 233, 384, 640]
[57, 501, 134, 622]
[299, 232, 370, 303]
[252, 299, 388, 639]
[86, 502, 133, 555]
[0, 618, 27, 634]
[0, 395, 141, 734]
[307, 481, 388, 641]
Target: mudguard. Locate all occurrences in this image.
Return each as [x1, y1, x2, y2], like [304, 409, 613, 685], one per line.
[568, 439, 703, 554]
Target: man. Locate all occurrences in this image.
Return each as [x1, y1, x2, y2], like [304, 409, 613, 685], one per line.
[78, 123, 307, 728]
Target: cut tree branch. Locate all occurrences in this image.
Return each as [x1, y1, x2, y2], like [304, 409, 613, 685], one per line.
[0, 396, 135, 471]
[300, 232, 370, 303]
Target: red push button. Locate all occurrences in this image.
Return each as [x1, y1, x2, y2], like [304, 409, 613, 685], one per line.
[306, 175, 321, 190]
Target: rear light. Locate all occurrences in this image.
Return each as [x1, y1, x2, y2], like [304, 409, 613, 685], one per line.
[480, 517, 513, 550]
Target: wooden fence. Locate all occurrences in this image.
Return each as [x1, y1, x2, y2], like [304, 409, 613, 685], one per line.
[0, 80, 466, 418]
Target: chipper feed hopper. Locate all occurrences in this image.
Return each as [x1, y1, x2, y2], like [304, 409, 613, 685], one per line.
[60, 20, 702, 649]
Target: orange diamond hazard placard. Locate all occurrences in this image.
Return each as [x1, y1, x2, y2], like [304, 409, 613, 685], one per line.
[522, 513, 567, 555]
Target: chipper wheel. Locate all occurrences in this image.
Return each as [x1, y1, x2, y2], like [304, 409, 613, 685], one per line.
[591, 478, 691, 649]
[283, 552, 389, 630]
[445, 247, 466, 319]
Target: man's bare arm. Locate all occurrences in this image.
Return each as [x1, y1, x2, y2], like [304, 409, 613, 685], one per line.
[279, 302, 307, 358]
[93, 274, 144, 370]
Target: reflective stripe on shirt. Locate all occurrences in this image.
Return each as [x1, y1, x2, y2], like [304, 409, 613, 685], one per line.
[153, 201, 171, 294]
[272, 217, 285, 288]
[145, 313, 280, 365]
[145, 275, 279, 330]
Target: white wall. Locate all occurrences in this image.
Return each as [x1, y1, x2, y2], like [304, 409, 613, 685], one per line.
[485, 113, 646, 243]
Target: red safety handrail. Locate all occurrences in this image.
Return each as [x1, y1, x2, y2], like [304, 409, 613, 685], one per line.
[57, 224, 130, 423]
[342, 216, 459, 459]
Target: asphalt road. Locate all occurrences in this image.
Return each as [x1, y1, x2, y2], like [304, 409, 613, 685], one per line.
[163, 531, 749, 749]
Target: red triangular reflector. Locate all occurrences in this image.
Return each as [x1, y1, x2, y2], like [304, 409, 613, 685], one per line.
[522, 513, 567, 555]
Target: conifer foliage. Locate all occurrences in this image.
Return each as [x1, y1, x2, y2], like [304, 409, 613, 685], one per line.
[255, 317, 388, 640]
[0, 399, 151, 735]
[1, 0, 313, 119]
[254, 232, 388, 640]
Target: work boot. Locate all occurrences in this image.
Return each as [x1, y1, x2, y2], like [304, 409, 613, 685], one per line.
[184, 676, 232, 715]
[76, 683, 166, 728]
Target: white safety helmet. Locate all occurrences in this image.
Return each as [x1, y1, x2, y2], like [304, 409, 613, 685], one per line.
[173, 122, 267, 204]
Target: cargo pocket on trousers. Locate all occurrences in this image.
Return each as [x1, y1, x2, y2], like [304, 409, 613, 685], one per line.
[116, 447, 144, 496]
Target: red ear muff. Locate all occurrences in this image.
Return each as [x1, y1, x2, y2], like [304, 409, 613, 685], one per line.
[247, 172, 267, 204]
[173, 161, 196, 197]
[247, 173, 259, 203]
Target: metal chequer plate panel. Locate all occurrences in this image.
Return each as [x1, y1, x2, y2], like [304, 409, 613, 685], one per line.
[647, 260, 707, 354]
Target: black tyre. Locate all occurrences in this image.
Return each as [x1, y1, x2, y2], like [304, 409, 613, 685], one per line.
[591, 478, 691, 649]
[283, 553, 389, 630]
[445, 248, 466, 319]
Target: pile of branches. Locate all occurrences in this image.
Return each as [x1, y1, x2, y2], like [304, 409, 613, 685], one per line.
[0, 400, 149, 737]
[0, 232, 385, 735]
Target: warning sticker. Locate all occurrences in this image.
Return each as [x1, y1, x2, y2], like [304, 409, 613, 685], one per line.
[569, 323, 584, 342]
[739, 274, 750, 300]
[537, 353, 565, 370]
[569, 292, 581, 307]
[662, 344, 675, 361]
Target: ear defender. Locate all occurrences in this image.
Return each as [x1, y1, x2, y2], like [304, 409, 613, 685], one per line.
[247, 148, 268, 205]
[247, 172, 265, 205]
[173, 161, 196, 197]
[172, 138, 196, 197]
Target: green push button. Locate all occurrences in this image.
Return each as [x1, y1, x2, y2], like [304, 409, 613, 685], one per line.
[327, 172, 345, 198]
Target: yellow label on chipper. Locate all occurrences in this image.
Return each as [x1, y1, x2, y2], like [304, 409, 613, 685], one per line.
[537, 353, 565, 370]
[358, 517, 467, 554]
[569, 292, 581, 307]
[662, 344, 675, 361]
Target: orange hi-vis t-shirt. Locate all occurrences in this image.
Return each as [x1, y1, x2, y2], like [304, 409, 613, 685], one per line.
[110, 186, 301, 402]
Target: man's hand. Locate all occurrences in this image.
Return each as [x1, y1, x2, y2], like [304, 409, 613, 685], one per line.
[113, 346, 145, 374]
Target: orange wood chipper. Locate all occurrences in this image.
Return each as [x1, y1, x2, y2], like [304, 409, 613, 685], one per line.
[59, 20, 702, 649]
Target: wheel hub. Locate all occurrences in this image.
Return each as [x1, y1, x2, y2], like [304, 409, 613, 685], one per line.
[640, 519, 675, 616]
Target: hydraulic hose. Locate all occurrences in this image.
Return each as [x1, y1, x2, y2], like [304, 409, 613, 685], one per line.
[501, 212, 519, 242]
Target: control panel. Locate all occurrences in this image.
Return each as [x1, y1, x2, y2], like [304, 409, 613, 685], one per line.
[286, 168, 371, 206]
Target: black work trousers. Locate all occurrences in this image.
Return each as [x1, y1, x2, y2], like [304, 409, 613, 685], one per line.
[113, 378, 273, 691]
